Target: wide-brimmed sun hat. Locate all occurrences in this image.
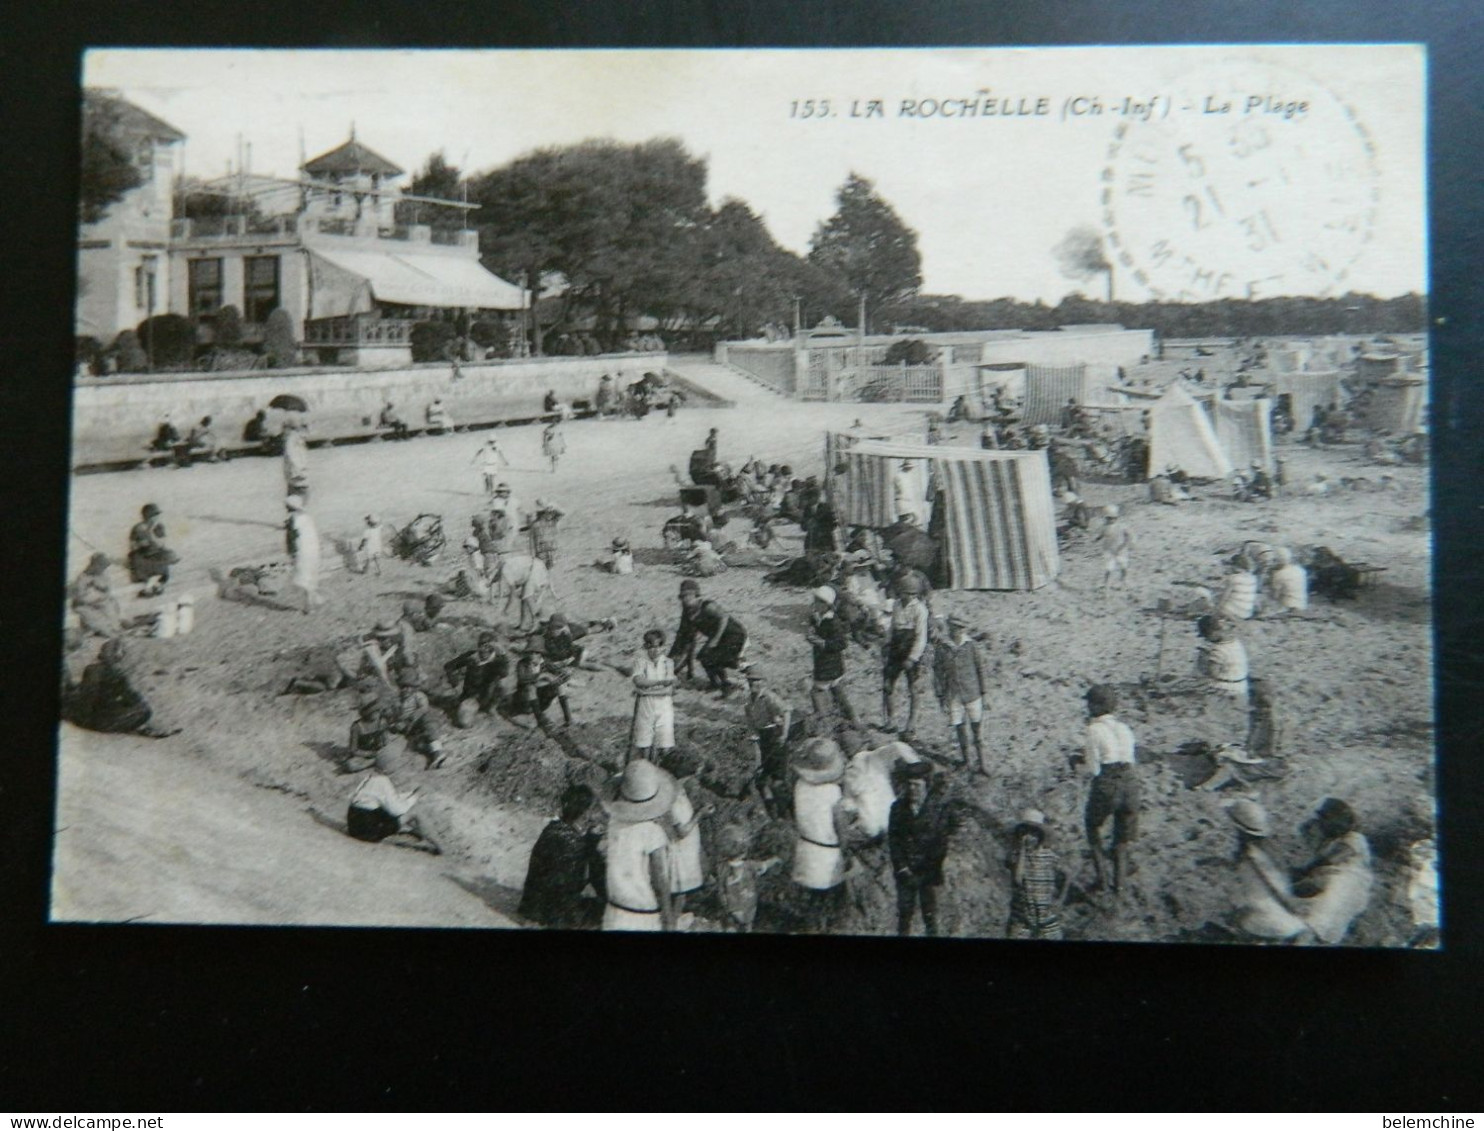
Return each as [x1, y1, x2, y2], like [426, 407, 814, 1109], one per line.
[1013, 807, 1049, 836]
[1226, 798, 1272, 837]
[793, 737, 846, 784]
[947, 612, 970, 629]
[495, 483, 511, 495]
[371, 619, 398, 636]
[600, 759, 678, 823]
[811, 585, 836, 605]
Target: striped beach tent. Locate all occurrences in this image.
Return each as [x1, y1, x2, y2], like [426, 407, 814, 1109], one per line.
[831, 440, 1059, 590]
[1214, 397, 1275, 472]
[1022, 364, 1091, 427]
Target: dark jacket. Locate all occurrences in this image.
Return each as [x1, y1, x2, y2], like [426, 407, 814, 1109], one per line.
[693, 603, 748, 667]
[811, 611, 848, 681]
[888, 788, 955, 887]
[444, 649, 509, 709]
[518, 820, 604, 928]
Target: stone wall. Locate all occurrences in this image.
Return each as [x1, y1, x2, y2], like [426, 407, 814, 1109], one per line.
[72, 352, 668, 468]
[716, 344, 797, 393]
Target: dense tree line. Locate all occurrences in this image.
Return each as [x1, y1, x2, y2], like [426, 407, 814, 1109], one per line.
[883, 291, 1428, 339]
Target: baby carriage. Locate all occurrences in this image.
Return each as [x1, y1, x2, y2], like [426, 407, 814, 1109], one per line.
[393, 514, 447, 566]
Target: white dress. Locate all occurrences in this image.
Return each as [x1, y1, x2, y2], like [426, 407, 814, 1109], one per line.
[290, 512, 321, 594]
[667, 787, 704, 894]
[792, 780, 845, 890]
[602, 818, 669, 931]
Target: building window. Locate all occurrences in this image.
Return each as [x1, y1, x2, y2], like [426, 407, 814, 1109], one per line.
[133, 256, 158, 313]
[188, 258, 223, 322]
[244, 255, 281, 324]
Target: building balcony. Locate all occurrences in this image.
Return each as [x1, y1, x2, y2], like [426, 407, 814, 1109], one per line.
[169, 213, 478, 252]
[303, 314, 415, 347]
[171, 214, 301, 240]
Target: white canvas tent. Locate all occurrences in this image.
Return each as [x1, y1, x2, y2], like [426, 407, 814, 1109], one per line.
[1147, 381, 1233, 480]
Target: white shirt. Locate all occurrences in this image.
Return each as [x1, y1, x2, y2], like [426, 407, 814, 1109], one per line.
[350, 773, 415, 818]
[1085, 714, 1136, 774]
[632, 652, 676, 698]
[1269, 563, 1309, 610]
[604, 819, 669, 912]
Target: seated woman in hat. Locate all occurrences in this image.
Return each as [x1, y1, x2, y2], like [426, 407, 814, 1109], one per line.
[598, 760, 677, 932]
[127, 503, 178, 596]
[69, 553, 122, 638]
[1225, 799, 1312, 944]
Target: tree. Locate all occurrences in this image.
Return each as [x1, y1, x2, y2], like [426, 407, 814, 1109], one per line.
[807, 173, 923, 331]
[1052, 225, 1114, 303]
[136, 313, 196, 368]
[79, 93, 144, 225]
[214, 304, 244, 348]
[472, 138, 711, 352]
[394, 151, 466, 229]
[263, 309, 298, 368]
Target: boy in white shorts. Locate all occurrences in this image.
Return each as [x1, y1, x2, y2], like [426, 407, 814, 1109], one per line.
[631, 629, 678, 763]
[936, 613, 989, 775]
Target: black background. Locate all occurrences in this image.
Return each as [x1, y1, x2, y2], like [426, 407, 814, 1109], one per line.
[2, 0, 1482, 1112]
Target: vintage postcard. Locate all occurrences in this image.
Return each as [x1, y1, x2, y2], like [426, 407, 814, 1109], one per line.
[57, 45, 1432, 946]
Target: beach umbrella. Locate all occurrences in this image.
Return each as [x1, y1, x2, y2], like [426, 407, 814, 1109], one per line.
[269, 393, 309, 413]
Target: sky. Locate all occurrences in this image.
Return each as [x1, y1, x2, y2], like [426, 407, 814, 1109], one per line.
[85, 46, 1426, 303]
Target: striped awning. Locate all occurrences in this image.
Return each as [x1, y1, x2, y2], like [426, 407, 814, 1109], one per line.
[1022, 364, 1090, 427]
[830, 440, 1058, 590]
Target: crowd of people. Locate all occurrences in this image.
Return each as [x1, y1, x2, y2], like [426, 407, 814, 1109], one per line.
[63, 352, 1431, 946]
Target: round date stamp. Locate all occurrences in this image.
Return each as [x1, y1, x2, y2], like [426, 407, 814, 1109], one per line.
[1100, 57, 1380, 302]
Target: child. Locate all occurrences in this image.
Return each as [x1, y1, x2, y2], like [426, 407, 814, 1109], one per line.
[356, 514, 385, 576]
[542, 421, 566, 473]
[716, 824, 780, 933]
[608, 537, 634, 575]
[1006, 808, 1066, 940]
[471, 435, 508, 496]
[631, 629, 677, 763]
[1095, 504, 1132, 589]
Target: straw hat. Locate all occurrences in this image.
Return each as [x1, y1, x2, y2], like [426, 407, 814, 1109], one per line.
[811, 585, 836, 605]
[1226, 798, 1272, 837]
[1103, 504, 1121, 518]
[793, 737, 846, 784]
[600, 759, 678, 823]
[946, 612, 970, 629]
[494, 483, 511, 495]
[285, 495, 305, 511]
[1012, 807, 1050, 839]
[371, 619, 398, 636]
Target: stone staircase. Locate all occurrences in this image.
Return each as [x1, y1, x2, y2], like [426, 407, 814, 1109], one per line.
[665, 353, 787, 404]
